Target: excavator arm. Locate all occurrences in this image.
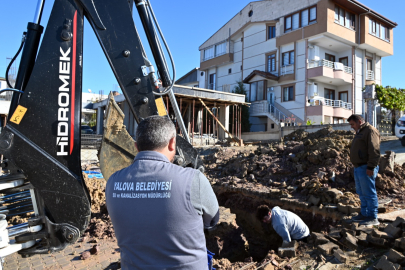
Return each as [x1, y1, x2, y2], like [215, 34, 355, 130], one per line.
[0, 0, 201, 258]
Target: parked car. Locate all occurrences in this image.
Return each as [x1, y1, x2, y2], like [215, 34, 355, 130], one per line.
[81, 125, 94, 134]
[395, 116, 405, 146]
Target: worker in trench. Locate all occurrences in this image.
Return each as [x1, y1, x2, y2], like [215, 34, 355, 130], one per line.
[347, 114, 380, 226]
[256, 205, 310, 244]
[106, 115, 219, 270]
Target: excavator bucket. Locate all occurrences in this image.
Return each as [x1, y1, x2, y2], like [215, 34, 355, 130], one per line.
[99, 93, 138, 181]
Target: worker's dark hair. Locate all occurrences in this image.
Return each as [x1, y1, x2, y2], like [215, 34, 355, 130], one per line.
[256, 205, 271, 221]
[347, 114, 364, 123]
[135, 115, 176, 151]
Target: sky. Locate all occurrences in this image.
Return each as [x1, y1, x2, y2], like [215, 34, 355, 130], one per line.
[0, 0, 404, 95]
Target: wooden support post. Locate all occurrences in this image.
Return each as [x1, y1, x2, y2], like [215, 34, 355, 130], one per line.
[199, 98, 239, 144]
[232, 105, 235, 136]
[239, 105, 242, 140]
[192, 99, 195, 145]
[200, 106, 203, 146]
[179, 98, 182, 135]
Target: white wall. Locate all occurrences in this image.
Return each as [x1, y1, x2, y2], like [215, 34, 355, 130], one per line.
[375, 56, 382, 85]
[199, 0, 319, 50]
[355, 48, 364, 115]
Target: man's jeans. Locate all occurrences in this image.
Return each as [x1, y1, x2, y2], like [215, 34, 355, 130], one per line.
[354, 165, 379, 219]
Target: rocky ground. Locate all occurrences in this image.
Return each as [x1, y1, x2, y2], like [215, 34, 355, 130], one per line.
[67, 126, 405, 269]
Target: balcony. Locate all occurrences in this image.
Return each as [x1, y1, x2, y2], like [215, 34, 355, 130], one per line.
[366, 70, 374, 80]
[280, 64, 294, 76]
[307, 97, 352, 119]
[308, 59, 353, 85]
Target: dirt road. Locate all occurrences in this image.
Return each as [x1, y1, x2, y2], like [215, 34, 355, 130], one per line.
[381, 139, 405, 165]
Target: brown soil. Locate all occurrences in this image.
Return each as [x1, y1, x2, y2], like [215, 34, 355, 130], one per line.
[82, 168, 115, 240]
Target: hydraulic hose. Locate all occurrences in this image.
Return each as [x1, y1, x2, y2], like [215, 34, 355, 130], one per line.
[6, 34, 26, 88]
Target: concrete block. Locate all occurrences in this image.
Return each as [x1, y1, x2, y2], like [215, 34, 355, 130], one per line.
[376, 255, 401, 270]
[311, 232, 329, 245]
[308, 195, 320, 206]
[328, 228, 342, 239]
[318, 242, 339, 255]
[357, 226, 374, 235]
[278, 247, 296, 258]
[282, 240, 298, 249]
[387, 249, 405, 264]
[394, 237, 405, 250]
[340, 233, 358, 250]
[333, 249, 348, 263]
[342, 228, 356, 237]
[384, 224, 402, 238]
[373, 229, 392, 239]
[356, 233, 368, 246]
[367, 234, 388, 247]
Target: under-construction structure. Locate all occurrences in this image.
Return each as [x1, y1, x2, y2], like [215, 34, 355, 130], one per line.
[92, 85, 248, 146]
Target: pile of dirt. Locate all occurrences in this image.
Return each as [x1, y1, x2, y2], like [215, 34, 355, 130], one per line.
[204, 126, 405, 208]
[82, 168, 115, 240]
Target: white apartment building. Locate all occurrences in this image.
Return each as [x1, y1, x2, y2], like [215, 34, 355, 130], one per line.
[198, 0, 396, 132]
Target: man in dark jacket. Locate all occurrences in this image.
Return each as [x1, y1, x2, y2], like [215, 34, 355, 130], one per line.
[106, 116, 219, 269]
[348, 114, 380, 226]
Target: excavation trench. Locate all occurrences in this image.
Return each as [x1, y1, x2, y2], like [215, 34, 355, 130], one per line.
[207, 186, 341, 263]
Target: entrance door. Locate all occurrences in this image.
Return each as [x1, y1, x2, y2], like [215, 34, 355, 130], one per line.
[268, 90, 275, 113]
[325, 53, 335, 62]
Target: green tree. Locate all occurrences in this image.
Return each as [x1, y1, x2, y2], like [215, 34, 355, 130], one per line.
[230, 81, 251, 132]
[374, 84, 405, 134]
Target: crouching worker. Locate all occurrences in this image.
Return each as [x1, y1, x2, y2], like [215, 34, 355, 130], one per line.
[106, 116, 220, 270]
[256, 205, 310, 244]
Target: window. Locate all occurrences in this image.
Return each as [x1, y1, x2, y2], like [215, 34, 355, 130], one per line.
[325, 53, 335, 62]
[215, 42, 226, 57]
[367, 59, 373, 71]
[283, 86, 294, 102]
[339, 91, 348, 102]
[282, 51, 294, 66]
[204, 47, 214, 61]
[267, 53, 276, 72]
[249, 81, 265, 102]
[285, 6, 317, 33]
[209, 73, 216, 90]
[268, 26, 276, 39]
[301, 9, 308, 27]
[334, 6, 355, 29]
[309, 7, 317, 22]
[325, 89, 335, 100]
[369, 19, 390, 41]
[339, 57, 348, 67]
[228, 68, 232, 74]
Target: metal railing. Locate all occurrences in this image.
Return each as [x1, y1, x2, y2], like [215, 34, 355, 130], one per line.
[269, 104, 288, 123]
[250, 101, 288, 124]
[312, 98, 352, 109]
[281, 64, 294, 76]
[308, 59, 352, 74]
[366, 70, 374, 80]
[81, 134, 102, 149]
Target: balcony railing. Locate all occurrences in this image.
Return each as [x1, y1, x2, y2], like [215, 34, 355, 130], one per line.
[366, 70, 374, 80]
[308, 59, 352, 74]
[250, 101, 288, 123]
[281, 64, 294, 76]
[311, 97, 352, 110]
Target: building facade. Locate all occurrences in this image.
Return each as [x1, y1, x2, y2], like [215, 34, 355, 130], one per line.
[198, 0, 396, 132]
